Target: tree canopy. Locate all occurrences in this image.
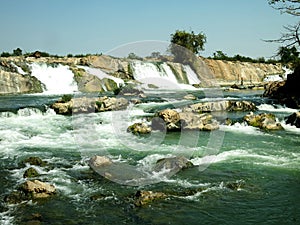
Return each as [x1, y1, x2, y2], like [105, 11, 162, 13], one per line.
[170, 30, 206, 64]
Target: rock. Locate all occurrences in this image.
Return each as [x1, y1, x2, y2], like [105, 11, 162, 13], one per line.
[285, 111, 300, 128]
[184, 100, 256, 113]
[154, 156, 193, 173]
[23, 167, 39, 178]
[133, 190, 167, 207]
[153, 109, 181, 131]
[89, 155, 112, 167]
[183, 94, 197, 100]
[51, 96, 129, 115]
[95, 96, 129, 112]
[19, 180, 56, 199]
[20, 157, 46, 167]
[179, 112, 219, 131]
[244, 112, 283, 130]
[263, 66, 300, 108]
[127, 122, 151, 135]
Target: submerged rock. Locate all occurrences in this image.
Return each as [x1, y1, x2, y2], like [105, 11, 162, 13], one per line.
[244, 112, 283, 130]
[23, 167, 39, 178]
[20, 157, 47, 167]
[133, 190, 167, 207]
[183, 94, 197, 100]
[153, 156, 193, 173]
[285, 111, 300, 128]
[89, 155, 112, 167]
[127, 122, 152, 135]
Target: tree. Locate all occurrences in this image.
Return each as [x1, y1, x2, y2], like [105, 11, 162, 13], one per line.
[269, 0, 300, 16]
[213, 50, 228, 60]
[277, 46, 299, 64]
[13, 48, 22, 56]
[170, 30, 206, 64]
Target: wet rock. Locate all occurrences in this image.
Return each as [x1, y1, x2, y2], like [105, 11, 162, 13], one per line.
[179, 112, 219, 131]
[23, 167, 39, 178]
[154, 156, 193, 173]
[133, 190, 167, 207]
[263, 67, 300, 108]
[184, 100, 256, 113]
[127, 122, 152, 135]
[285, 111, 300, 128]
[95, 96, 129, 112]
[153, 109, 181, 131]
[244, 112, 283, 130]
[51, 96, 129, 115]
[4, 190, 27, 204]
[19, 180, 56, 199]
[225, 180, 245, 190]
[20, 157, 46, 167]
[89, 155, 112, 167]
[183, 94, 197, 100]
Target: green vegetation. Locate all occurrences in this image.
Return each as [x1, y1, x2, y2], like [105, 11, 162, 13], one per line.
[170, 30, 206, 64]
[209, 50, 279, 64]
[61, 94, 72, 103]
[127, 53, 143, 60]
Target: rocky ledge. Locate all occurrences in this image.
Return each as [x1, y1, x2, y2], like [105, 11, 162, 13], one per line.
[263, 66, 300, 108]
[51, 96, 129, 115]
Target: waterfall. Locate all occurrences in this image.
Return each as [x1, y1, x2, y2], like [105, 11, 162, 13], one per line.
[131, 61, 200, 89]
[30, 63, 78, 94]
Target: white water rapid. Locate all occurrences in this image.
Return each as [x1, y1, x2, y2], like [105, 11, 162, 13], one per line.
[30, 63, 78, 94]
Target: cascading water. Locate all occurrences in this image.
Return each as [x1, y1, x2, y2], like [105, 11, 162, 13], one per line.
[30, 63, 78, 94]
[131, 61, 201, 89]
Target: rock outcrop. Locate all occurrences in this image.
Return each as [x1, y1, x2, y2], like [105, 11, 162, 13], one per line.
[127, 122, 152, 135]
[51, 96, 129, 115]
[20, 180, 56, 198]
[0, 70, 43, 94]
[133, 190, 167, 207]
[152, 109, 219, 131]
[183, 100, 257, 113]
[285, 111, 300, 128]
[263, 66, 300, 108]
[153, 156, 193, 173]
[244, 112, 283, 130]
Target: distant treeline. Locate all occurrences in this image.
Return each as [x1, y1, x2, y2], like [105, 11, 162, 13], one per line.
[207, 50, 279, 64]
[0, 48, 102, 58]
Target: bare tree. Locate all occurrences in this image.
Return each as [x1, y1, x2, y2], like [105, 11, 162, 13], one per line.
[269, 0, 300, 16]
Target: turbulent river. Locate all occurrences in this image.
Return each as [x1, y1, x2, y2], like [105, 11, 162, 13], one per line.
[0, 89, 299, 225]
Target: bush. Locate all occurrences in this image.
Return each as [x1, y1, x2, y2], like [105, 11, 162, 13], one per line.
[61, 94, 72, 103]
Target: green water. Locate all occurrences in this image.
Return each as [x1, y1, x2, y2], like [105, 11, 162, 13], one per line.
[0, 91, 299, 225]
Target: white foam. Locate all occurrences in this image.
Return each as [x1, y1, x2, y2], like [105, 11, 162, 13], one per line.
[183, 65, 201, 84]
[257, 104, 298, 113]
[30, 63, 78, 94]
[220, 122, 263, 135]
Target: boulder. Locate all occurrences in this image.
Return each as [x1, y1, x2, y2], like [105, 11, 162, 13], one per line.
[23, 167, 39, 178]
[89, 155, 112, 167]
[133, 190, 167, 207]
[20, 157, 46, 167]
[184, 100, 256, 113]
[183, 94, 197, 100]
[20, 180, 56, 199]
[153, 156, 193, 173]
[95, 96, 129, 112]
[51, 96, 129, 115]
[285, 111, 300, 128]
[127, 122, 151, 135]
[244, 112, 283, 130]
[152, 109, 181, 131]
[179, 112, 219, 131]
[263, 66, 300, 108]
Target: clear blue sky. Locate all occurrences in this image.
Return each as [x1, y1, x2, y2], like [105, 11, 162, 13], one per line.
[0, 0, 298, 58]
